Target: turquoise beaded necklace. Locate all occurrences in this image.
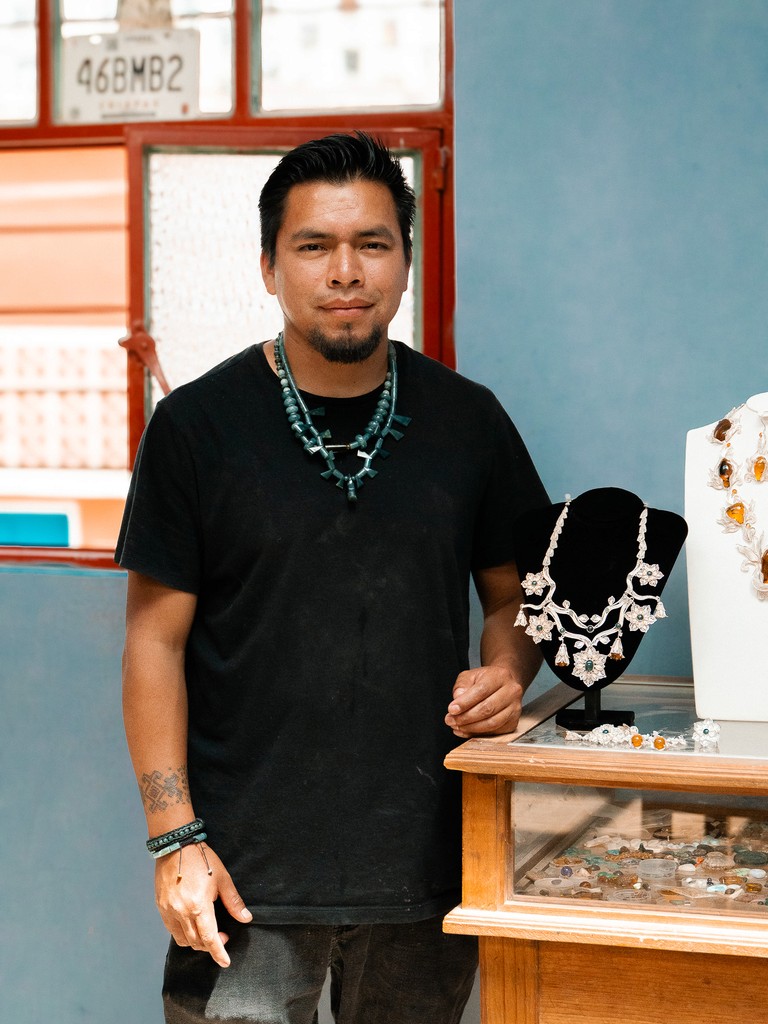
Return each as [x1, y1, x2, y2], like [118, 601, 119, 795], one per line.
[273, 333, 411, 502]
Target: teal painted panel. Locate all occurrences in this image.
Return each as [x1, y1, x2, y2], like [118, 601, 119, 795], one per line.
[0, 512, 69, 546]
[0, 569, 166, 1023]
[455, 0, 768, 677]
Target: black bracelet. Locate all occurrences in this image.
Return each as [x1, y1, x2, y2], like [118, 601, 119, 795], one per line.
[146, 817, 205, 855]
[150, 832, 208, 860]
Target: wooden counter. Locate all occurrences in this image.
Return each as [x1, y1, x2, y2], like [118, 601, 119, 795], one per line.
[443, 679, 768, 1023]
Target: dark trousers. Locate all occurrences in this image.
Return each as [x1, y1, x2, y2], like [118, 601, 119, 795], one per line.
[163, 915, 478, 1024]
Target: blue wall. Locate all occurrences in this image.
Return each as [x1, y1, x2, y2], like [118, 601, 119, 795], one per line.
[455, 0, 768, 678]
[0, 567, 168, 1023]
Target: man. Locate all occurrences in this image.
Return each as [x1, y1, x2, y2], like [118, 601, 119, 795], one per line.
[118, 132, 547, 1024]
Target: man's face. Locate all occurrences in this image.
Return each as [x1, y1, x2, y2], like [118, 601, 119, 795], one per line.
[261, 179, 410, 363]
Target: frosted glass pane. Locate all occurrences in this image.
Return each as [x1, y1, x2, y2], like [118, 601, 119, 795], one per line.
[146, 150, 416, 407]
[259, 0, 443, 111]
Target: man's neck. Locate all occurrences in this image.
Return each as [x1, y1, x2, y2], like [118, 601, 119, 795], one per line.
[264, 334, 390, 398]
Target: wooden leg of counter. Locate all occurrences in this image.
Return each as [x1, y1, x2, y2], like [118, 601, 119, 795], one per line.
[479, 937, 539, 1024]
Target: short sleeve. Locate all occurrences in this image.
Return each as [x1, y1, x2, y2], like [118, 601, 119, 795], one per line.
[115, 399, 202, 594]
[471, 399, 549, 571]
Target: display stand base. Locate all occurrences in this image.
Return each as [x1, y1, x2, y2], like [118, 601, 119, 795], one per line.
[555, 688, 635, 730]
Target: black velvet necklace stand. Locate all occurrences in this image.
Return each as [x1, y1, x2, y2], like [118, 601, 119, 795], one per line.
[512, 487, 688, 730]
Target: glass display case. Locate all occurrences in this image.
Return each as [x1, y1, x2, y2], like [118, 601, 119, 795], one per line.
[512, 781, 767, 912]
[443, 678, 768, 1024]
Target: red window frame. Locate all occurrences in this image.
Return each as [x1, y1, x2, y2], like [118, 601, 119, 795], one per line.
[0, 0, 455, 567]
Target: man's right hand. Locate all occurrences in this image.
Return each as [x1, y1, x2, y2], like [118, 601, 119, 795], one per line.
[154, 844, 253, 968]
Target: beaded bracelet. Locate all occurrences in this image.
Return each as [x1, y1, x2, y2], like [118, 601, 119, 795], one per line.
[146, 817, 205, 856]
[150, 832, 208, 860]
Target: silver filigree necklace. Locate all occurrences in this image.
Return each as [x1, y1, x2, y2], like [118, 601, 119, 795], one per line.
[514, 501, 666, 687]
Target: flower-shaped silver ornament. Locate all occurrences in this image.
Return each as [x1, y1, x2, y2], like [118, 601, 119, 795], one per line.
[692, 719, 720, 746]
[634, 561, 664, 587]
[625, 602, 657, 633]
[521, 572, 547, 596]
[571, 645, 607, 687]
[525, 613, 554, 643]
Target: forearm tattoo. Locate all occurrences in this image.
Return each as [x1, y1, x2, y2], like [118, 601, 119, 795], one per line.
[140, 765, 190, 815]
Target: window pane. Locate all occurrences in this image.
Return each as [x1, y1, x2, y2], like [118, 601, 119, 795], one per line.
[0, 0, 37, 22]
[145, 149, 416, 408]
[56, 0, 234, 122]
[0, 1, 37, 125]
[62, 0, 232, 13]
[0, 326, 127, 471]
[0, 147, 129, 549]
[258, 0, 443, 112]
[0, 324, 130, 549]
[177, 14, 233, 114]
[61, 1, 118, 17]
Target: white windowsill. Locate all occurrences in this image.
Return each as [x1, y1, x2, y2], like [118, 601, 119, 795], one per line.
[0, 468, 131, 499]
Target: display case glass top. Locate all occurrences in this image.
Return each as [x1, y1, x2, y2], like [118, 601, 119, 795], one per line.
[514, 678, 767, 761]
[446, 678, 768, 795]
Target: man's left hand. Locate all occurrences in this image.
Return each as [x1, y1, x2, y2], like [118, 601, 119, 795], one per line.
[444, 665, 524, 738]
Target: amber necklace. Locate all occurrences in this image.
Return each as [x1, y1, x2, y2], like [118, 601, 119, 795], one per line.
[514, 501, 666, 687]
[709, 403, 768, 600]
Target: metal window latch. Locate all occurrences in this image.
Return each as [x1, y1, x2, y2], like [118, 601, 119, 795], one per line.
[118, 322, 172, 396]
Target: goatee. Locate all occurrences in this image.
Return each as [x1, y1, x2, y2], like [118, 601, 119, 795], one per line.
[307, 325, 385, 364]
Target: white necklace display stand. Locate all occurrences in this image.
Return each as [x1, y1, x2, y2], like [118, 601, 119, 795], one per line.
[685, 391, 768, 721]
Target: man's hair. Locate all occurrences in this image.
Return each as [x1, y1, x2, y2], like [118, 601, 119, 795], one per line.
[259, 132, 415, 267]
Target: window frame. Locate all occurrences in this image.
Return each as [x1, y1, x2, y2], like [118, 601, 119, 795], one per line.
[124, 125, 450, 461]
[0, 0, 455, 567]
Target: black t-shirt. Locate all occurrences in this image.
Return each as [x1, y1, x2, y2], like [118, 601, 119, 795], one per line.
[116, 342, 548, 923]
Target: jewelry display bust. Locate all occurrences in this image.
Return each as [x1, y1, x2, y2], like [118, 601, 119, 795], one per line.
[512, 488, 687, 724]
[686, 392, 768, 722]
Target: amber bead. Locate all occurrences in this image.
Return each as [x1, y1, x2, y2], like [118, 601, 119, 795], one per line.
[726, 502, 746, 525]
[631, 734, 643, 748]
[714, 418, 732, 442]
[762, 550, 768, 585]
[755, 455, 767, 482]
[746, 883, 763, 893]
[718, 458, 733, 487]
[653, 736, 666, 750]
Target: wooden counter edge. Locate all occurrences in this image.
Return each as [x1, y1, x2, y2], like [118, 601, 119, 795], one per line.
[443, 904, 768, 958]
[445, 681, 578, 759]
[444, 682, 768, 793]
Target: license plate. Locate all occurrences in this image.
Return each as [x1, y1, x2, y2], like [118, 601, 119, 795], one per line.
[60, 29, 199, 124]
